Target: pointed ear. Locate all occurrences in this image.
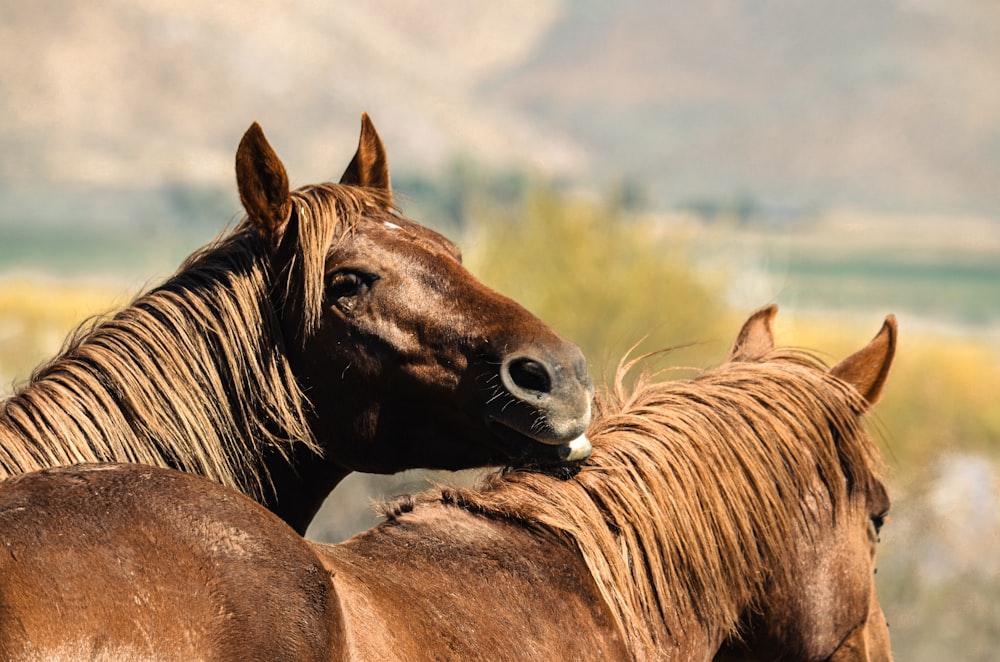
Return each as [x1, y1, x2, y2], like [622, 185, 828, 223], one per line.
[831, 315, 897, 407]
[236, 122, 292, 243]
[339, 112, 393, 206]
[728, 305, 778, 362]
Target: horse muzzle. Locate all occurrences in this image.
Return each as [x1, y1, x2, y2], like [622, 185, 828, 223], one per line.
[486, 350, 594, 463]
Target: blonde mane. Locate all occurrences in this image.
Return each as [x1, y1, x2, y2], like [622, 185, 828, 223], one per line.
[430, 349, 883, 656]
[0, 184, 390, 500]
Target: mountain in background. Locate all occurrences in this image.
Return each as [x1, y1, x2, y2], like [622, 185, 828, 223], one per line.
[485, 0, 1000, 214]
[0, 0, 576, 193]
[2, 0, 999, 220]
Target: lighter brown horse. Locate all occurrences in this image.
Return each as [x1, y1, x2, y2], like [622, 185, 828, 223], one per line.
[714, 307, 893, 662]
[0, 308, 894, 660]
[0, 115, 593, 534]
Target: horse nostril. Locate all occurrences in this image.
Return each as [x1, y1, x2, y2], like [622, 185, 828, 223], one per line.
[505, 357, 553, 395]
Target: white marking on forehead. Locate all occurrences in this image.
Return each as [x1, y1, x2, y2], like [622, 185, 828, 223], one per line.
[384, 221, 402, 230]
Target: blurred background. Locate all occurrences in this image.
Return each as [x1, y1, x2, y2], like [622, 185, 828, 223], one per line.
[2, 1, 998, 657]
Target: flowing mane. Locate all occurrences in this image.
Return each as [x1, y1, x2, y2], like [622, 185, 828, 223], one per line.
[421, 347, 884, 656]
[0, 184, 388, 500]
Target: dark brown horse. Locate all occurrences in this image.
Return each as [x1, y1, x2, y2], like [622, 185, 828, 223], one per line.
[0, 115, 593, 533]
[0, 308, 894, 660]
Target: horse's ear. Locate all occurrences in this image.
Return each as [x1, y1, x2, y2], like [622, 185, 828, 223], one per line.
[339, 112, 393, 206]
[728, 305, 778, 362]
[236, 122, 292, 243]
[831, 315, 897, 407]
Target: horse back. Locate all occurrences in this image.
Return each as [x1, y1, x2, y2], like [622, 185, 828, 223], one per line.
[312, 504, 630, 661]
[0, 464, 336, 661]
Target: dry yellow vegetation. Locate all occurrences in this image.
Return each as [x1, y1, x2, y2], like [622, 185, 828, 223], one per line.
[0, 278, 130, 392]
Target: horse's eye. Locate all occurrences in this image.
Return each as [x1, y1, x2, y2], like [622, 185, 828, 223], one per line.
[871, 511, 888, 535]
[327, 270, 377, 307]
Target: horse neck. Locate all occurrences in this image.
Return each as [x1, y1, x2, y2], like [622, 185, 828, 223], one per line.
[0, 239, 317, 512]
[313, 503, 635, 661]
[435, 477, 733, 660]
[260, 442, 351, 535]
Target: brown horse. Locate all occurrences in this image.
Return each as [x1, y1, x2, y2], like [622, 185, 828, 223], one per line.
[0, 308, 894, 660]
[0, 115, 593, 534]
[713, 307, 894, 661]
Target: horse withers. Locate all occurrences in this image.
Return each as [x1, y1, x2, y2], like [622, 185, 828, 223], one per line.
[0, 115, 592, 533]
[0, 308, 894, 660]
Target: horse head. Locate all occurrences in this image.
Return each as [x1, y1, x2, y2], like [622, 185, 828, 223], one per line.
[719, 306, 896, 661]
[235, 116, 593, 518]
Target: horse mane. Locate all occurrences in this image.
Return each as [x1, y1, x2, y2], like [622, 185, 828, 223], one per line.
[420, 348, 884, 657]
[0, 183, 391, 500]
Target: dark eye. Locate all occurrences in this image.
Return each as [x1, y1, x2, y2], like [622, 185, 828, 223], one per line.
[327, 270, 377, 309]
[871, 510, 888, 535]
